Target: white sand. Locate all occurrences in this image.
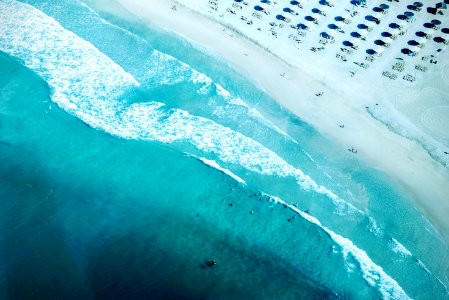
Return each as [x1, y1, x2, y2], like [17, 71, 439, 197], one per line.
[90, 0, 449, 243]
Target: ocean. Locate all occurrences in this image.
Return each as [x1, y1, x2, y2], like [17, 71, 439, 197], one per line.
[0, 0, 448, 299]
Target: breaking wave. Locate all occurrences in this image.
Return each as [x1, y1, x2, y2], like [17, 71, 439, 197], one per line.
[263, 193, 410, 300]
[0, 0, 370, 220]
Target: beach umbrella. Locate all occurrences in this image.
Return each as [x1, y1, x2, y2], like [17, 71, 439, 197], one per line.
[366, 48, 377, 55]
[291, 0, 300, 5]
[389, 22, 400, 29]
[373, 7, 385, 13]
[320, 32, 333, 39]
[407, 5, 419, 11]
[427, 7, 438, 15]
[328, 24, 338, 30]
[305, 15, 317, 22]
[404, 12, 415, 22]
[423, 22, 436, 29]
[431, 19, 442, 25]
[319, 0, 332, 6]
[408, 40, 420, 46]
[434, 36, 446, 43]
[442, 28, 449, 34]
[374, 39, 387, 46]
[312, 8, 323, 14]
[381, 31, 393, 38]
[414, 1, 423, 7]
[401, 48, 415, 56]
[254, 5, 264, 11]
[351, 31, 363, 38]
[415, 31, 427, 37]
[343, 40, 354, 47]
[335, 16, 345, 22]
[358, 23, 369, 30]
[365, 15, 380, 24]
[350, 0, 366, 5]
[297, 23, 309, 30]
[379, 4, 390, 9]
[276, 14, 286, 20]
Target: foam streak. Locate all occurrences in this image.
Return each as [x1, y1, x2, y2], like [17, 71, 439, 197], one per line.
[264, 193, 410, 300]
[0, 0, 375, 234]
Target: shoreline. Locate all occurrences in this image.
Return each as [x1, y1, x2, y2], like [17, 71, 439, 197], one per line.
[93, 0, 449, 244]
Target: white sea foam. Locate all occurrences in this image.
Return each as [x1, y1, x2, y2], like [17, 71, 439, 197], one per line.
[367, 216, 383, 236]
[264, 193, 410, 300]
[194, 155, 246, 185]
[416, 258, 449, 293]
[193, 70, 297, 142]
[390, 238, 412, 257]
[302, 149, 316, 163]
[367, 104, 449, 168]
[0, 2, 413, 297]
[0, 0, 138, 117]
[390, 239, 449, 293]
[247, 107, 298, 143]
[78, 0, 150, 44]
[0, 0, 374, 226]
[157, 19, 296, 143]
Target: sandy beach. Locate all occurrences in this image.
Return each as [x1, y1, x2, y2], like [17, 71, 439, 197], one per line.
[90, 0, 449, 243]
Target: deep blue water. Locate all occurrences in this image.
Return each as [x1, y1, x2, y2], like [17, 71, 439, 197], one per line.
[0, 0, 448, 299]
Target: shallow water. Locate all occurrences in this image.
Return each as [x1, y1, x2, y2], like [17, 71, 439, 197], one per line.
[0, 0, 448, 299]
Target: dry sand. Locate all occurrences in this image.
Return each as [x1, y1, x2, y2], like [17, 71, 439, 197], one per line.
[90, 0, 449, 244]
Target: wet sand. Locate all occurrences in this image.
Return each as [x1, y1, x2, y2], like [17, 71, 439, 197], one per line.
[93, 0, 449, 244]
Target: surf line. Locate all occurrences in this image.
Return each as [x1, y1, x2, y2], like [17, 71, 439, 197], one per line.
[185, 153, 246, 185]
[184, 150, 407, 299]
[0, 0, 377, 235]
[262, 192, 410, 300]
[79, 0, 296, 144]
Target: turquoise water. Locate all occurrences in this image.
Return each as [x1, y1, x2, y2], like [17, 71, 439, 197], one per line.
[0, 0, 448, 299]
